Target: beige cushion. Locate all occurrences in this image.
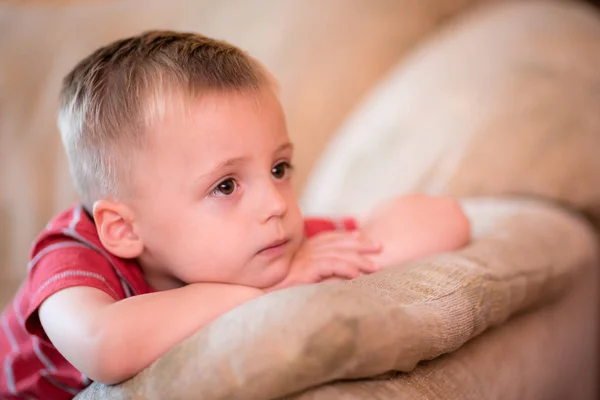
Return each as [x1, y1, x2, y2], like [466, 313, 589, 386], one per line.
[76, 198, 598, 399]
[301, 0, 600, 228]
[288, 242, 599, 400]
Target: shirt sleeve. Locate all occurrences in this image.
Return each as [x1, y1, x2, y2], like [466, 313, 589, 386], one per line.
[23, 239, 125, 336]
[303, 217, 358, 238]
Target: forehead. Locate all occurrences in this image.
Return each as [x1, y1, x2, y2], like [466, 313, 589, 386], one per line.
[143, 87, 289, 158]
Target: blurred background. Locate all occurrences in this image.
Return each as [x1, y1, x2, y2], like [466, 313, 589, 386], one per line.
[1, 0, 599, 307]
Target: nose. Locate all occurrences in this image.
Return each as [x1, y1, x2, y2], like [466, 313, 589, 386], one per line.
[259, 181, 288, 223]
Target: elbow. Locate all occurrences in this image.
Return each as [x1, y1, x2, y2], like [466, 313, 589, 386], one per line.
[83, 331, 139, 385]
[86, 363, 134, 386]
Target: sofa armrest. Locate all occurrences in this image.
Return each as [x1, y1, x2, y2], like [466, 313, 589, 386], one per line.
[76, 197, 598, 400]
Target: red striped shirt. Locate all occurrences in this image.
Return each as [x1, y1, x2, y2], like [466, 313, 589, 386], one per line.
[0, 204, 356, 399]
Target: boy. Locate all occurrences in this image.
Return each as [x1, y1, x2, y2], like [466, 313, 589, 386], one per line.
[0, 31, 470, 399]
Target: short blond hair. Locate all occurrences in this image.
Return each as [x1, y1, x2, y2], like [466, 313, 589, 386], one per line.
[58, 30, 268, 209]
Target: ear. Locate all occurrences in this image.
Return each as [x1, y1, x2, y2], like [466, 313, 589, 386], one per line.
[92, 200, 143, 259]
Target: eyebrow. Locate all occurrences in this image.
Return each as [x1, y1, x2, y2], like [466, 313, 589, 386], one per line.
[276, 142, 294, 154]
[196, 142, 294, 183]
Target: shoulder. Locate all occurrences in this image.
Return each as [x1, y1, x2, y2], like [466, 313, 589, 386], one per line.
[22, 205, 130, 319]
[31, 204, 100, 257]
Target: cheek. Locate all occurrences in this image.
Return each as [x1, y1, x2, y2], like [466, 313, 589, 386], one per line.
[283, 189, 302, 217]
[285, 196, 305, 234]
[177, 212, 247, 266]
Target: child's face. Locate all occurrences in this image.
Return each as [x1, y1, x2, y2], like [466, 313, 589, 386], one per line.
[130, 88, 304, 290]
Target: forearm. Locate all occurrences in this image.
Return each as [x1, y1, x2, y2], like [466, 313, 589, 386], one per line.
[91, 283, 263, 384]
[359, 195, 471, 267]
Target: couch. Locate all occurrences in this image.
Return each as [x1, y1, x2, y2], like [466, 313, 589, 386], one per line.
[1, 0, 599, 399]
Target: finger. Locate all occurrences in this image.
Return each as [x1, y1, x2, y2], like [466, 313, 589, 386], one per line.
[315, 257, 363, 280]
[311, 244, 383, 263]
[350, 232, 384, 254]
[322, 251, 381, 274]
[310, 231, 382, 254]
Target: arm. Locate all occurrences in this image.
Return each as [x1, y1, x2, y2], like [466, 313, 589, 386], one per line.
[39, 283, 263, 385]
[359, 194, 471, 267]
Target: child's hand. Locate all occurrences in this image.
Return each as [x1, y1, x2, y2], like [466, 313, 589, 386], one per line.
[267, 231, 382, 291]
[359, 194, 471, 268]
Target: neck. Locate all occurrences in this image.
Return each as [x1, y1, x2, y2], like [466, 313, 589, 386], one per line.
[137, 255, 185, 291]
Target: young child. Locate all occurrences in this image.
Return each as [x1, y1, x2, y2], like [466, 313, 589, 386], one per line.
[0, 31, 470, 399]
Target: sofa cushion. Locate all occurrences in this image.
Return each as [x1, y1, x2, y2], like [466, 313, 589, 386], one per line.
[301, 0, 600, 228]
[287, 239, 599, 400]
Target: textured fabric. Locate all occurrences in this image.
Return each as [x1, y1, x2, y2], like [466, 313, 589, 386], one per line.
[286, 241, 599, 400]
[75, 198, 599, 399]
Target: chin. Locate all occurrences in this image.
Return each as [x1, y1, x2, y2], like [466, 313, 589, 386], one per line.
[256, 258, 291, 289]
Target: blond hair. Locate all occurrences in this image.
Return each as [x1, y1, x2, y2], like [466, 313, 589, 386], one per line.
[58, 30, 268, 209]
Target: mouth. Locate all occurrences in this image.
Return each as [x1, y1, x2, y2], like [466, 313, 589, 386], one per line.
[257, 238, 290, 256]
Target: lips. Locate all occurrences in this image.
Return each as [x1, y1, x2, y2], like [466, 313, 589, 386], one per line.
[257, 238, 290, 255]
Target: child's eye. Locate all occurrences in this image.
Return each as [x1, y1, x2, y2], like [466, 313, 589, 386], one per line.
[271, 162, 293, 180]
[211, 178, 237, 196]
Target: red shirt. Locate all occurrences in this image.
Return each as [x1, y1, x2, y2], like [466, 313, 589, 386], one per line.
[0, 204, 356, 399]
